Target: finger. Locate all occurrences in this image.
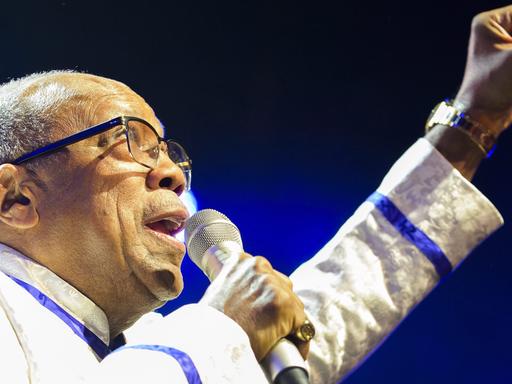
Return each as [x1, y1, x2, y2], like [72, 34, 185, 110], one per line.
[238, 252, 253, 261]
[288, 310, 311, 360]
[273, 270, 294, 290]
[294, 339, 310, 360]
[489, 5, 512, 32]
[251, 255, 293, 289]
[216, 251, 254, 281]
[230, 252, 253, 271]
[252, 255, 273, 272]
[474, 6, 512, 41]
[291, 302, 306, 329]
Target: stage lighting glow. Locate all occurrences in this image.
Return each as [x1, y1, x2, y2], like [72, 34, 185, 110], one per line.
[177, 190, 198, 242]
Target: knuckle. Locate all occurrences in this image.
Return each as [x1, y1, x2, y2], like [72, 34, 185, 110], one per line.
[266, 288, 291, 312]
[282, 275, 293, 289]
[238, 252, 252, 261]
[248, 273, 273, 298]
[255, 273, 273, 287]
[471, 12, 488, 29]
[252, 256, 272, 271]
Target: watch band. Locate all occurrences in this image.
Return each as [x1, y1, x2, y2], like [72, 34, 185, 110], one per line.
[425, 100, 497, 157]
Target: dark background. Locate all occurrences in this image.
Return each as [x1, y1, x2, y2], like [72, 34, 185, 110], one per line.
[2, 1, 511, 382]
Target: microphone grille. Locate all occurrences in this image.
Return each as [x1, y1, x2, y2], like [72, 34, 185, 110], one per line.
[184, 209, 243, 266]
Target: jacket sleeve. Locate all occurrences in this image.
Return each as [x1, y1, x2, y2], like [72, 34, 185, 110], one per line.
[290, 138, 504, 384]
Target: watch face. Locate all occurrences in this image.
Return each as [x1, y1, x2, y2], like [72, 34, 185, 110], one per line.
[426, 101, 458, 131]
[425, 101, 494, 155]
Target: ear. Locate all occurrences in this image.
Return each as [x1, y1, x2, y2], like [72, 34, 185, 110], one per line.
[0, 164, 39, 229]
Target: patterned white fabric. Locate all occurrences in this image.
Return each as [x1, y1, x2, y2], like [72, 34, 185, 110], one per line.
[0, 138, 504, 383]
[0, 253, 102, 383]
[100, 305, 267, 384]
[291, 139, 503, 383]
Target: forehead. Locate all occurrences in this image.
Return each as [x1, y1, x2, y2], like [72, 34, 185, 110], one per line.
[87, 92, 166, 137]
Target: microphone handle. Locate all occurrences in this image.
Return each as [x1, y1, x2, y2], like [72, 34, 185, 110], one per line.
[274, 365, 310, 384]
[261, 339, 309, 384]
[201, 242, 310, 384]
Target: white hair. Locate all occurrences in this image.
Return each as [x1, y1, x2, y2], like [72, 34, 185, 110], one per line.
[0, 70, 82, 165]
[0, 70, 133, 167]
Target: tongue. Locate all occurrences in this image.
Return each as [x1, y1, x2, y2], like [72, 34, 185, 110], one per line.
[147, 221, 170, 235]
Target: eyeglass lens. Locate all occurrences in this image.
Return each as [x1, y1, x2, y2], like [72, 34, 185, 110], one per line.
[126, 119, 192, 190]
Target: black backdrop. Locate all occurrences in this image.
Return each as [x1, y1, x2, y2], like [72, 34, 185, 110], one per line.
[2, 1, 511, 382]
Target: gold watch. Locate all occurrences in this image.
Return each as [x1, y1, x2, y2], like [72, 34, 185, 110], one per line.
[425, 100, 496, 157]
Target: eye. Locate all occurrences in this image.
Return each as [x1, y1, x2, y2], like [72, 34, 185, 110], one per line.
[113, 129, 125, 139]
[99, 128, 125, 147]
[144, 144, 160, 159]
[97, 135, 109, 147]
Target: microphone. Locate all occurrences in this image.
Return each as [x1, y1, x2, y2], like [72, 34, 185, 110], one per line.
[185, 209, 310, 384]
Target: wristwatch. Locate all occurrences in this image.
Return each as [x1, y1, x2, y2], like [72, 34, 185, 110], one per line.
[425, 100, 496, 157]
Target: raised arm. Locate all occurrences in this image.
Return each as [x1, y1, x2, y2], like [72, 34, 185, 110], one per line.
[427, 5, 512, 180]
[292, 5, 512, 383]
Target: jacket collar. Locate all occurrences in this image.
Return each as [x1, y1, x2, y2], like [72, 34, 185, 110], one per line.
[0, 243, 110, 345]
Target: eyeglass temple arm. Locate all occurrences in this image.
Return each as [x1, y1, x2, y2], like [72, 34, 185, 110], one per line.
[12, 119, 123, 165]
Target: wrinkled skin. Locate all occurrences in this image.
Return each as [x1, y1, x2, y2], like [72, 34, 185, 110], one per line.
[200, 253, 309, 360]
[7, 8, 512, 361]
[0, 73, 310, 361]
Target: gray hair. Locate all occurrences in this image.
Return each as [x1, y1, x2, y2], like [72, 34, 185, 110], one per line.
[0, 70, 132, 168]
[0, 70, 78, 165]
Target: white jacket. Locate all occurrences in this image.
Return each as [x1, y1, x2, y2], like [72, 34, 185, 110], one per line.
[0, 139, 503, 383]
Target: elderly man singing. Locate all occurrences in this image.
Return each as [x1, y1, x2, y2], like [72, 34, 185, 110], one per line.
[0, 5, 511, 384]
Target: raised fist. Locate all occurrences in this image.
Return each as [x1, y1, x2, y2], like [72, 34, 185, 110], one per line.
[456, 5, 512, 137]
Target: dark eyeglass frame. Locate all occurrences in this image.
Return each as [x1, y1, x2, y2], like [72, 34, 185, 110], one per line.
[10, 116, 192, 190]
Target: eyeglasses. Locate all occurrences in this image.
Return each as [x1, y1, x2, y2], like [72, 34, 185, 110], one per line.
[10, 116, 192, 191]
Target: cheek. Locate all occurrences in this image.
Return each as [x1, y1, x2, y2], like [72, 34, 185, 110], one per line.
[57, 177, 137, 252]
[83, 165, 144, 229]
[107, 180, 147, 250]
[91, 187, 141, 246]
[74, 187, 143, 275]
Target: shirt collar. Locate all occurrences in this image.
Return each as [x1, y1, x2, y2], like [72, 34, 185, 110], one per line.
[0, 243, 110, 345]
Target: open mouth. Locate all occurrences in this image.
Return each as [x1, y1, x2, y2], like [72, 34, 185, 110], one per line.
[145, 218, 185, 238]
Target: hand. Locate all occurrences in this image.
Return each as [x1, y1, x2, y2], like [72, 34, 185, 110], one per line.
[200, 253, 309, 361]
[455, 5, 512, 137]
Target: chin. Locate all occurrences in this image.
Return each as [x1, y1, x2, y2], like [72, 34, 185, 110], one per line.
[150, 269, 184, 302]
[127, 245, 185, 303]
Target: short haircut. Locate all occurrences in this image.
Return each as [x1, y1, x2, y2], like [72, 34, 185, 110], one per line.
[0, 70, 132, 168]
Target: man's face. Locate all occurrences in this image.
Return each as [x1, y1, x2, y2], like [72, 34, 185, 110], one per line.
[33, 92, 189, 327]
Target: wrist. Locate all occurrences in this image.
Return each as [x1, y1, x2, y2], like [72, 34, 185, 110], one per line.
[425, 124, 484, 181]
[426, 99, 499, 157]
[453, 96, 511, 138]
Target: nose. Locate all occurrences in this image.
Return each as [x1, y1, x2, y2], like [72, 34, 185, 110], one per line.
[146, 156, 186, 195]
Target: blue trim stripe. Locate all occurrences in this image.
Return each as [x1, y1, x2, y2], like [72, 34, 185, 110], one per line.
[115, 345, 202, 384]
[6, 274, 111, 359]
[367, 192, 453, 277]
